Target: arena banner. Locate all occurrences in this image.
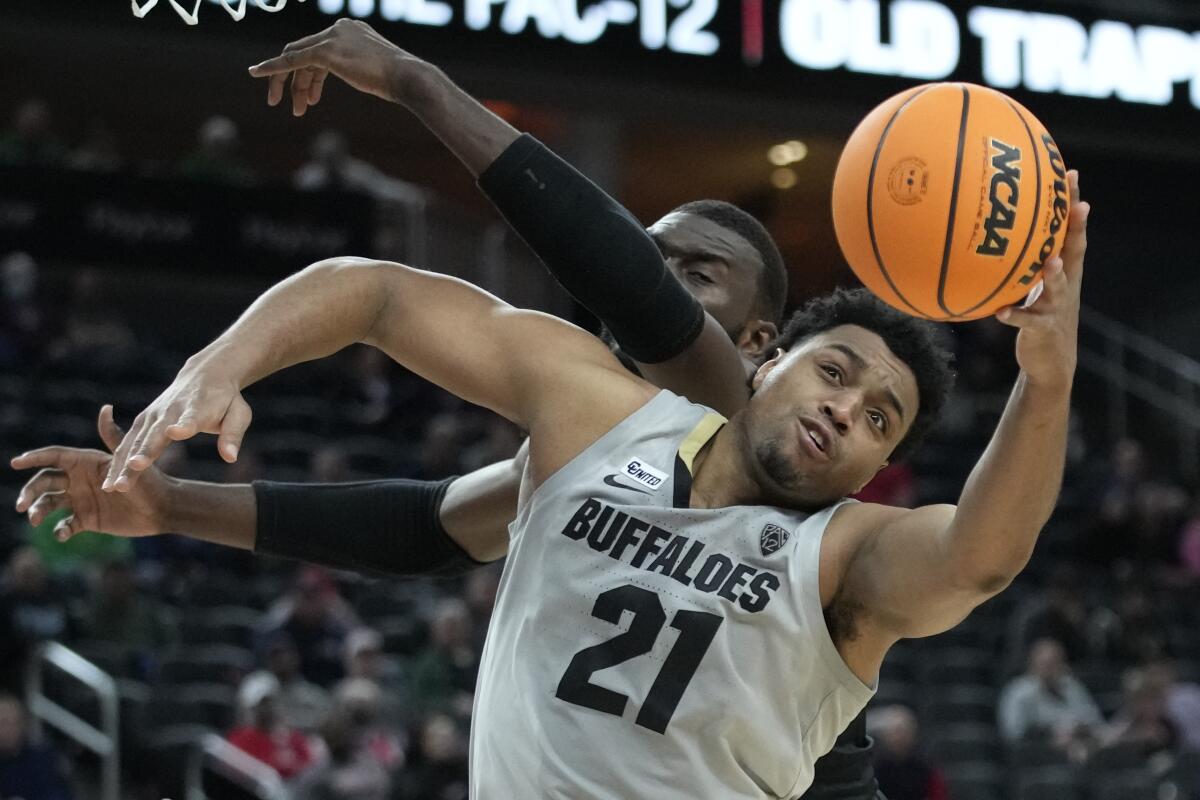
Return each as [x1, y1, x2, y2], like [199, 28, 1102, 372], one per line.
[0, 167, 374, 273]
[303, 0, 1200, 111]
[59, 0, 1199, 114]
[4, 0, 1195, 148]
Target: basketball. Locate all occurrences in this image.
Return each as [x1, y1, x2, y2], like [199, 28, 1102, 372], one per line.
[832, 83, 1069, 322]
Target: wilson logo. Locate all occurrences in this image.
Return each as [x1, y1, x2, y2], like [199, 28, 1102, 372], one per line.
[976, 138, 1022, 258]
[1018, 134, 1069, 286]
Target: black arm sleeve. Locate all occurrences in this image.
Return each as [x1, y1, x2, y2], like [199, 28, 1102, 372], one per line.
[801, 709, 887, 800]
[478, 133, 705, 364]
[252, 478, 488, 578]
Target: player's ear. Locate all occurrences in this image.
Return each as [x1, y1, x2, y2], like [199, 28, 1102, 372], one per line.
[736, 320, 779, 363]
[853, 461, 888, 495]
[751, 348, 786, 391]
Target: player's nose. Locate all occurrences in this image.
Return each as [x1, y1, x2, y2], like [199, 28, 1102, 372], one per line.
[820, 391, 862, 434]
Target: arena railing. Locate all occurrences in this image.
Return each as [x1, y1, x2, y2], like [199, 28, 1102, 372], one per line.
[1078, 304, 1200, 481]
[24, 641, 121, 800]
[184, 732, 289, 800]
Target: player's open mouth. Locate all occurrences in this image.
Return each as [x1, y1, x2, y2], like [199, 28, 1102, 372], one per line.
[797, 417, 831, 461]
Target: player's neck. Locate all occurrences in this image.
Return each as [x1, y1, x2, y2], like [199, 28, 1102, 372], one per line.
[689, 423, 763, 508]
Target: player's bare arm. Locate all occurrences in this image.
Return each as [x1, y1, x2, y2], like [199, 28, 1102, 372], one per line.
[100, 258, 653, 493]
[439, 446, 525, 562]
[247, 19, 753, 416]
[830, 171, 1088, 682]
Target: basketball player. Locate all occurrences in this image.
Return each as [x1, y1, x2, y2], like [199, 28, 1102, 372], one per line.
[172, 18, 886, 793]
[13, 164, 1087, 795]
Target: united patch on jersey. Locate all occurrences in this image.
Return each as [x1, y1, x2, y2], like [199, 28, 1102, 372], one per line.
[760, 523, 790, 556]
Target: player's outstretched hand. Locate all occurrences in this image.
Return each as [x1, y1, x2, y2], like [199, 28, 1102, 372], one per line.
[248, 18, 423, 117]
[10, 406, 170, 542]
[994, 169, 1089, 391]
[101, 359, 251, 493]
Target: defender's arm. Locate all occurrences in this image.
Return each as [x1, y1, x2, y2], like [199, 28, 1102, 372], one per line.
[250, 21, 752, 415]
[105, 257, 648, 492]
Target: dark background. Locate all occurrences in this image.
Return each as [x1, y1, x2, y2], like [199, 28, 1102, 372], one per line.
[1, 0, 1197, 353]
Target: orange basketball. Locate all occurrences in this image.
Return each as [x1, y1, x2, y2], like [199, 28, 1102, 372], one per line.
[832, 83, 1069, 321]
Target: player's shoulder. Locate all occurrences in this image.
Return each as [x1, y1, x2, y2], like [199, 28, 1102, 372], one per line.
[822, 500, 951, 566]
[828, 499, 957, 537]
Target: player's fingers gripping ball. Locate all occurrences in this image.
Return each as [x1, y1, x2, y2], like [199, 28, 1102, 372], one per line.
[832, 82, 1069, 321]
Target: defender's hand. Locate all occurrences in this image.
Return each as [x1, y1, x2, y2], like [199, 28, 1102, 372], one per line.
[995, 169, 1089, 391]
[10, 406, 171, 541]
[102, 359, 251, 493]
[248, 18, 422, 117]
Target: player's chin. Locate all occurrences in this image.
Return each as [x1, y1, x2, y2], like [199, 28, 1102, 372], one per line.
[754, 437, 808, 490]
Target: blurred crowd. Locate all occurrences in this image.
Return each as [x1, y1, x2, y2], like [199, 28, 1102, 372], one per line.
[0, 97, 425, 203]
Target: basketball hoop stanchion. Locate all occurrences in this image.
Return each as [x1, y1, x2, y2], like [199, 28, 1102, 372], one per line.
[131, 0, 306, 25]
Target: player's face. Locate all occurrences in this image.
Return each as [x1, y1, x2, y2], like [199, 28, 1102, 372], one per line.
[742, 325, 919, 508]
[648, 212, 765, 338]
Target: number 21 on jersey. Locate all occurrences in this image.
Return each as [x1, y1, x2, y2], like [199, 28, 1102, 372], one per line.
[555, 584, 723, 734]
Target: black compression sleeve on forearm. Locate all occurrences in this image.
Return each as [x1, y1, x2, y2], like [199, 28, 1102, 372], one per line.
[478, 133, 705, 364]
[252, 478, 488, 578]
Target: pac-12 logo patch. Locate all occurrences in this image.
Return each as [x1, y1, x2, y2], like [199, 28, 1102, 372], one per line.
[760, 524, 790, 556]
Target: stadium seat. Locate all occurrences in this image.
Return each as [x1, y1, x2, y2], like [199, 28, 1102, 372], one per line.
[919, 647, 995, 688]
[943, 762, 1005, 800]
[115, 678, 152, 757]
[872, 679, 920, 712]
[145, 691, 215, 730]
[37, 378, 106, 417]
[878, 644, 917, 684]
[922, 686, 997, 724]
[183, 574, 260, 609]
[341, 434, 403, 477]
[138, 723, 216, 800]
[1163, 751, 1200, 799]
[1015, 765, 1080, 800]
[256, 398, 330, 435]
[1091, 741, 1153, 773]
[1006, 739, 1069, 770]
[1169, 623, 1200, 662]
[200, 605, 262, 650]
[1073, 660, 1122, 696]
[39, 413, 96, 447]
[0, 373, 28, 405]
[1096, 689, 1124, 718]
[1093, 769, 1158, 800]
[176, 682, 237, 730]
[928, 723, 1001, 765]
[69, 638, 133, 678]
[375, 613, 429, 657]
[355, 586, 418, 624]
[923, 623, 986, 652]
[160, 644, 254, 687]
[257, 429, 328, 470]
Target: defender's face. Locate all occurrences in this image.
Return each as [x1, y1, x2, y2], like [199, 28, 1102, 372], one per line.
[744, 325, 919, 507]
[648, 212, 764, 336]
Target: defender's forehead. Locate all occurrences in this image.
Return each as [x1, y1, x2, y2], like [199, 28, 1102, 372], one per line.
[648, 212, 763, 272]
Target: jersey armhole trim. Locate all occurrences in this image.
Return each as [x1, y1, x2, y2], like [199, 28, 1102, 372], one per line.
[678, 412, 726, 473]
[802, 500, 878, 701]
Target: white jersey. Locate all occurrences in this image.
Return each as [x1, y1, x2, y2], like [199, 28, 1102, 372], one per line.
[470, 390, 875, 799]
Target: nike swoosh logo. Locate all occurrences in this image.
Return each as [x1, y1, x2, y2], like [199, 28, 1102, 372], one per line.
[603, 474, 654, 495]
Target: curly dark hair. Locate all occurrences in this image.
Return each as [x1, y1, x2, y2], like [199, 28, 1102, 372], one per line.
[670, 200, 788, 325]
[768, 287, 956, 462]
